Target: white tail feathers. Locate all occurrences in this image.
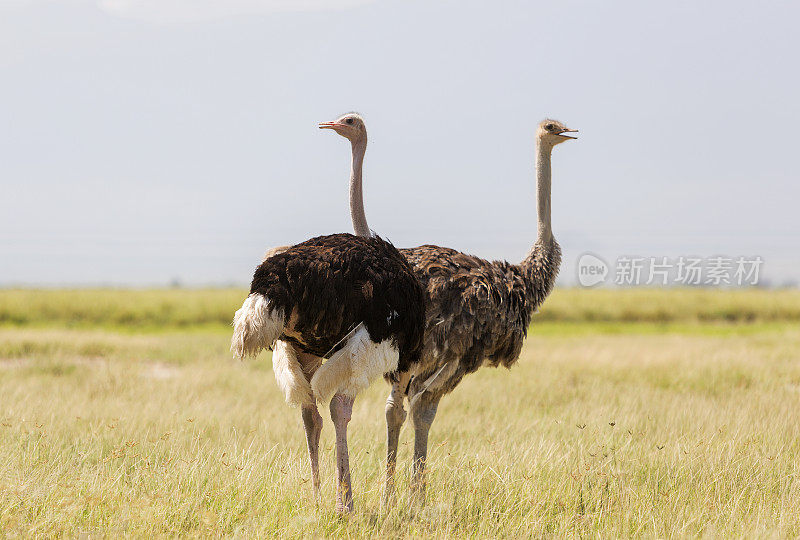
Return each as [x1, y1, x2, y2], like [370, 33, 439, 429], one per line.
[271, 340, 314, 407]
[231, 294, 284, 359]
[310, 324, 399, 403]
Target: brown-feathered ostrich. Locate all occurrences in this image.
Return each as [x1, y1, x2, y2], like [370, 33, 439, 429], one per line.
[318, 113, 576, 505]
[232, 235, 425, 511]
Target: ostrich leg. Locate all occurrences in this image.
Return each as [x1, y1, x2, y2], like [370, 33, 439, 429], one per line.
[382, 381, 408, 508]
[298, 350, 323, 498]
[410, 391, 441, 504]
[330, 393, 355, 513]
[301, 404, 322, 496]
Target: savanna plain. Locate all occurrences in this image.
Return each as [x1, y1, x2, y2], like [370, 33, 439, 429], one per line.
[1, 288, 799, 538]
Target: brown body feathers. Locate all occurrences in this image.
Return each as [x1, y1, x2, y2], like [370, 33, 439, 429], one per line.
[400, 236, 561, 397]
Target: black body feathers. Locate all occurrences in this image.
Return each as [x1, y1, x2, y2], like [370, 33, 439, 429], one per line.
[250, 233, 425, 373]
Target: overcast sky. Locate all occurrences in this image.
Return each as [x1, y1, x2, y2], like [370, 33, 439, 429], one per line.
[1, 0, 798, 286]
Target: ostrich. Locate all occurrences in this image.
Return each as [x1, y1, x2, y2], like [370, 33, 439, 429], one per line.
[319, 113, 576, 504]
[232, 234, 425, 512]
[252, 112, 374, 511]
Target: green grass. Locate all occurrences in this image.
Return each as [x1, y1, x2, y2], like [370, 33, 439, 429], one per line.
[0, 289, 244, 330]
[1, 289, 799, 537]
[1, 287, 799, 330]
[540, 288, 800, 324]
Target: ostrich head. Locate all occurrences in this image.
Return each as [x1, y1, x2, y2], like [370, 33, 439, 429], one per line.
[318, 112, 367, 144]
[537, 119, 578, 147]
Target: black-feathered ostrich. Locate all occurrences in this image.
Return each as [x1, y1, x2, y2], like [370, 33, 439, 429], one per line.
[317, 112, 576, 505]
[232, 233, 425, 511]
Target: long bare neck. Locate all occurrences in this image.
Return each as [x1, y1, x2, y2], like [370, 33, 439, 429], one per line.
[349, 138, 370, 237]
[535, 139, 553, 243]
[520, 137, 561, 310]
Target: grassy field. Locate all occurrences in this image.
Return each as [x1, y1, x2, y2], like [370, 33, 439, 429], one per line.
[1, 289, 799, 537]
[1, 287, 799, 329]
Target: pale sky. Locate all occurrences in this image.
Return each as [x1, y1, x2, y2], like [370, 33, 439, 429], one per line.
[1, 0, 798, 286]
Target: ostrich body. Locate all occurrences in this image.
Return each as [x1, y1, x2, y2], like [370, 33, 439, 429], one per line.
[319, 114, 575, 504]
[233, 233, 425, 513]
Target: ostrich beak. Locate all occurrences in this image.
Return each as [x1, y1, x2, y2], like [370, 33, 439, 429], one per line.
[318, 122, 342, 130]
[558, 128, 578, 140]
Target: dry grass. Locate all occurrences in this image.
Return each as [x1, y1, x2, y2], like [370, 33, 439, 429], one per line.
[1, 288, 799, 537]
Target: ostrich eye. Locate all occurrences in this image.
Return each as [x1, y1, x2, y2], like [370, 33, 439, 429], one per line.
[345, 118, 354, 125]
[546, 124, 556, 131]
